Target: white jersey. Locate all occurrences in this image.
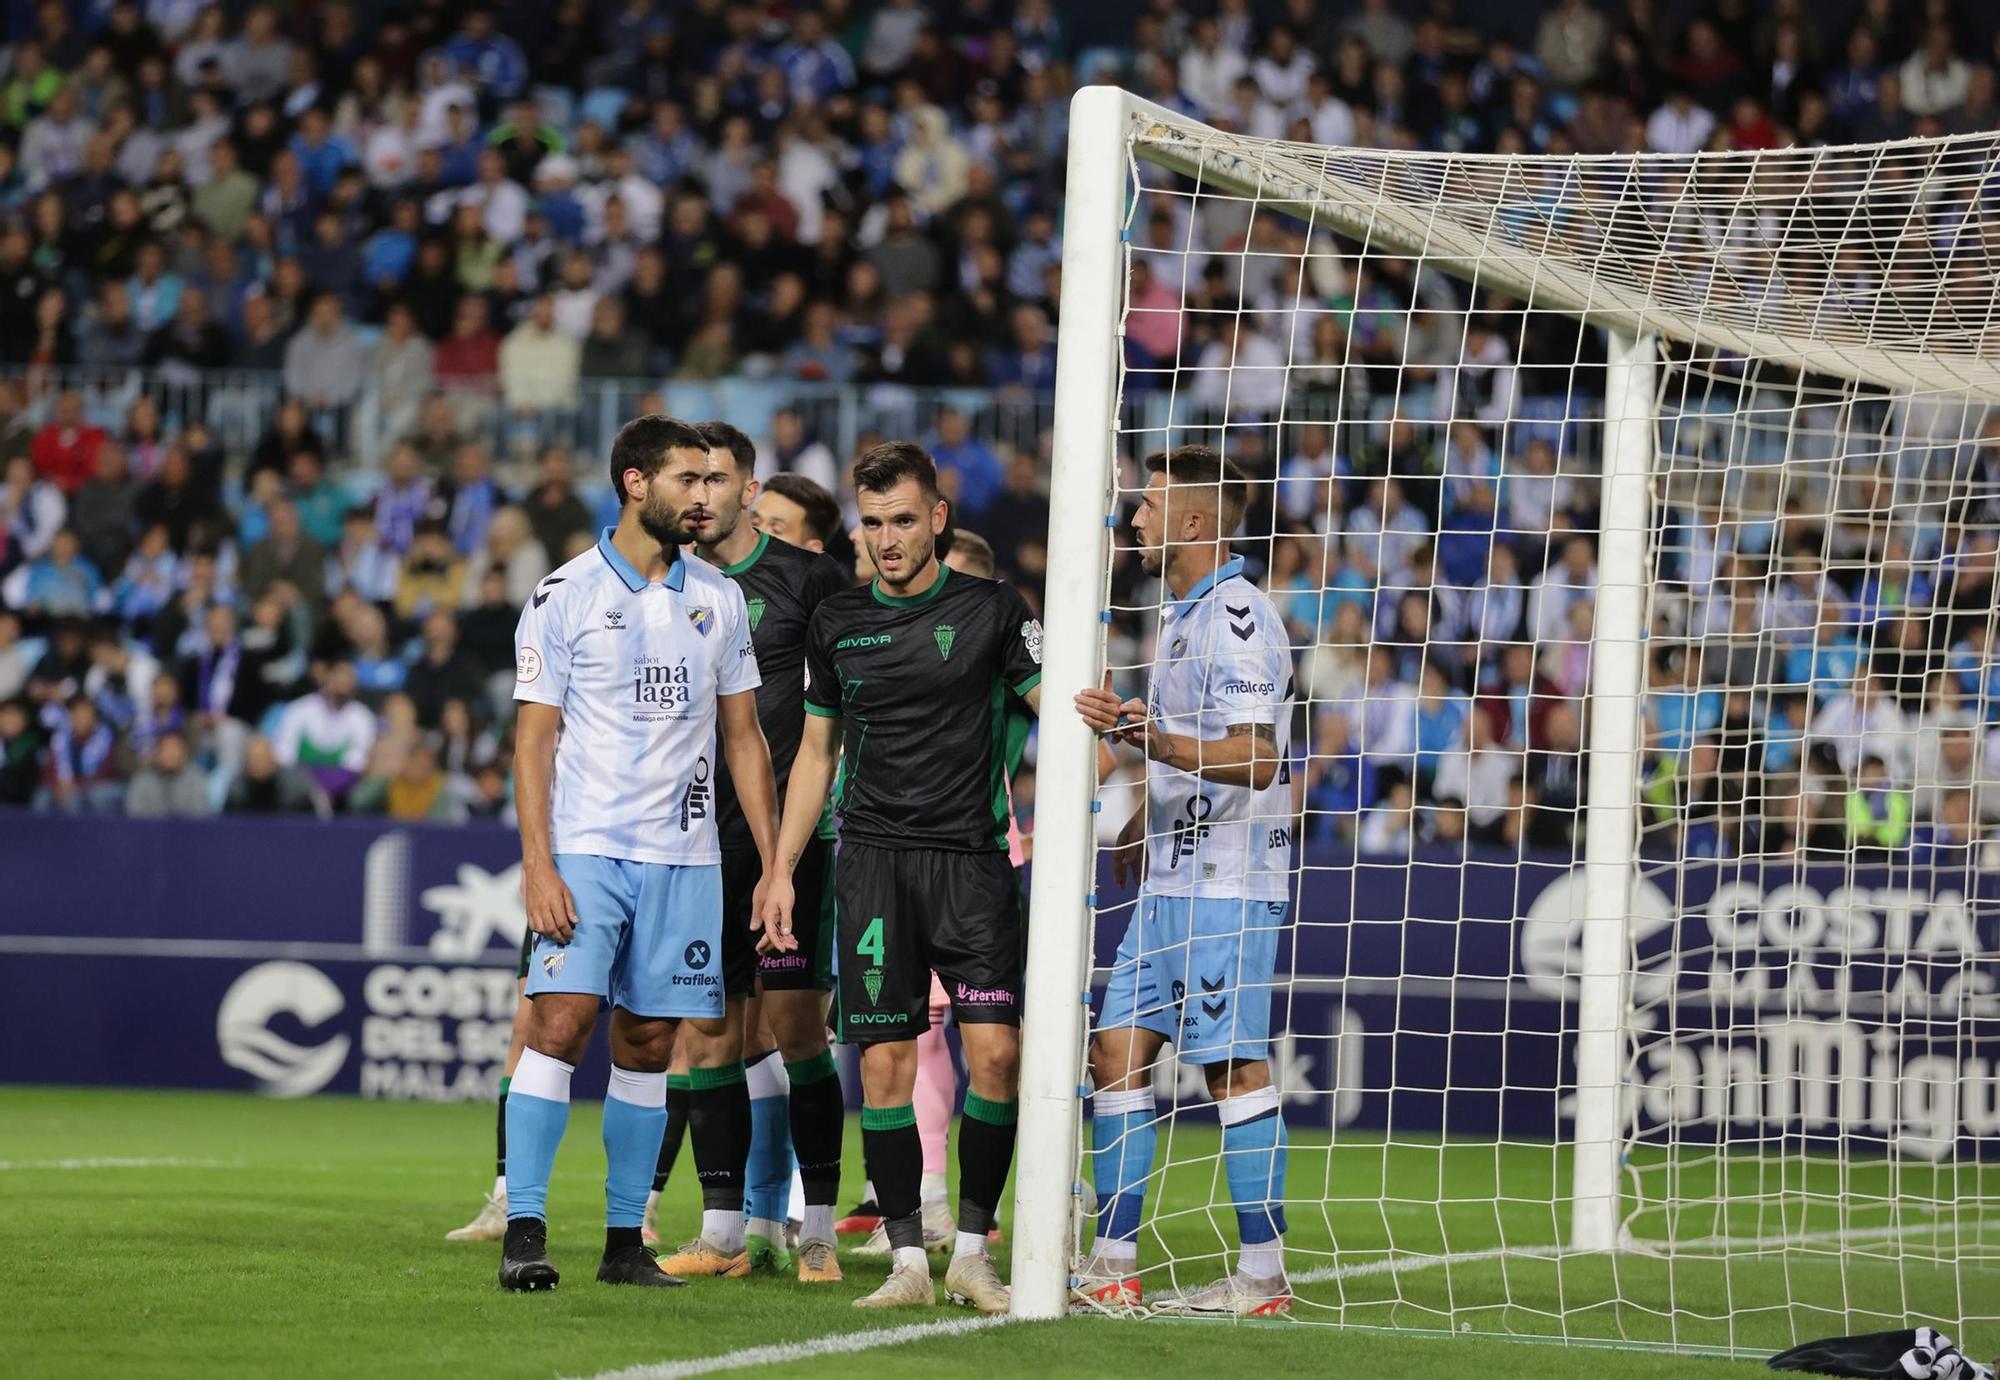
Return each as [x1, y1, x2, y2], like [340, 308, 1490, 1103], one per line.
[513, 530, 761, 865]
[1142, 557, 1296, 901]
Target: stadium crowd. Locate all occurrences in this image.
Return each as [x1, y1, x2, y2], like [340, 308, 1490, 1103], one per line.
[3, 0, 2000, 867]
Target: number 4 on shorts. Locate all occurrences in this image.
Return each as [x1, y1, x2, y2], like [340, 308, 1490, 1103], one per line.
[857, 916, 886, 965]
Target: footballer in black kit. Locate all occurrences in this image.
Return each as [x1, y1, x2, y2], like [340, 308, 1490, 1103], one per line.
[803, 563, 1043, 1037]
[768, 441, 1044, 1303]
[710, 526, 848, 996]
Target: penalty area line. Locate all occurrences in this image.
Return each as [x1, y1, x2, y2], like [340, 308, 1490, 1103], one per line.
[567, 1314, 1017, 1380]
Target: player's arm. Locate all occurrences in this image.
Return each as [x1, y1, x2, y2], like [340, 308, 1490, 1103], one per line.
[1078, 674, 1280, 787]
[719, 686, 794, 951]
[515, 701, 580, 942]
[1141, 719, 1281, 788]
[759, 708, 838, 950]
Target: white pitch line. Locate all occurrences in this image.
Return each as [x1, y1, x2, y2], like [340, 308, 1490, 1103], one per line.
[0, 1156, 245, 1171]
[567, 1315, 1017, 1380]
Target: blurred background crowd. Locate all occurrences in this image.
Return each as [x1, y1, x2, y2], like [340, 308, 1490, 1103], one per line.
[3, 0, 1999, 868]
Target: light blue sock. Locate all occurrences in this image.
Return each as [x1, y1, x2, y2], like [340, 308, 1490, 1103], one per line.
[1090, 1088, 1158, 1248]
[603, 1065, 669, 1229]
[1220, 1093, 1289, 1252]
[504, 1048, 574, 1223]
[742, 1052, 795, 1231]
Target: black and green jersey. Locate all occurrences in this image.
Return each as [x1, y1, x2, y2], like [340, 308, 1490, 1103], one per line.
[713, 530, 850, 853]
[804, 563, 1043, 852]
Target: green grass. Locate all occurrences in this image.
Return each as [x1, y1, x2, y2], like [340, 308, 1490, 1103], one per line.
[2, 1087, 1992, 1379]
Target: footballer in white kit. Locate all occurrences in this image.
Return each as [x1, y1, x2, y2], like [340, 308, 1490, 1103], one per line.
[498, 414, 791, 1293]
[1075, 444, 1297, 1318]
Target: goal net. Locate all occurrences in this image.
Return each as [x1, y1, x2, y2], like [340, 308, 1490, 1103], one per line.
[1012, 89, 2000, 1359]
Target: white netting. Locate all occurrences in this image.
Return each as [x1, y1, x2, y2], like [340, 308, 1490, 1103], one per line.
[1073, 107, 2000, 1356]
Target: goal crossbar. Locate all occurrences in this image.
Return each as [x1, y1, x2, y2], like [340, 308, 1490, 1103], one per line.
[1128, 101, 2000, 402]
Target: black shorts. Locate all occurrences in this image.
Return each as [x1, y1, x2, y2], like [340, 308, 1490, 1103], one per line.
[835, 841, 1022, 1045]
[720, 837, 835, 997]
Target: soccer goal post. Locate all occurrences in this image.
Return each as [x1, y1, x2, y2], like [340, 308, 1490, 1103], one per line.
[1014, 85, 2000, 1354]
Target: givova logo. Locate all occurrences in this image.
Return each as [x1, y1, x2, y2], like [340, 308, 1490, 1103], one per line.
[215, 962, 351, 1098]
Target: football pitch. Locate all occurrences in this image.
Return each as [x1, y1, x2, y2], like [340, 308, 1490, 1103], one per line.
[5, 1087, 1991, 1379]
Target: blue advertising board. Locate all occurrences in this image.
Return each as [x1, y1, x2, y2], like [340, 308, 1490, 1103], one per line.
[5, 816, 1998, 1157]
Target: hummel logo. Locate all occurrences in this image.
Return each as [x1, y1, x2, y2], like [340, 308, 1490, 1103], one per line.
[532, 577, 565, 609]
[1199, 973, 1228, 1021]
[1225, 603, 1255, 641]
[605, 609, 625, 629]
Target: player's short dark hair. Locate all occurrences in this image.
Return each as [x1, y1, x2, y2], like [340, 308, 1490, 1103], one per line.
[695, 420, 756, 474]
[609, 413, 707, 503]
[1144, 444, 1251, 526]
[761, 472, 841, 545]
[946, 528, 996, 578]
[852, 441, 939, 501]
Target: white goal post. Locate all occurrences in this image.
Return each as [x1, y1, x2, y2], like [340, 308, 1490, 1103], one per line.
[1012, 84, 2000, 1350]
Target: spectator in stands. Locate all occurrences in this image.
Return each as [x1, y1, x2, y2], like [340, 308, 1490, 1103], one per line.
[396, 518, 466, 624]
[433, 295, 501, 396]
[239, 497, 324, 610]
[124, 728, 214, 817]
[405, 608, 485, 729]
[287, 450, 352, 549]
[43, 692, 123, 814]
[0, 696, 42, 807]
[225, 734, 326, 815]
[2, 453, 66, 566]
[327, 506, 400, 606]
[577, 296, 648, 379]
[4, 526, 101, 617]
[273, 658, 373, 802]
[499, 292, 580, 416]
[284, 292, 366, 414]
[30, 392, 104, 496]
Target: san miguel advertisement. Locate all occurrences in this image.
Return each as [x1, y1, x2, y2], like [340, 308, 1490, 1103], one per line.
[5, 817, 1997, 1156]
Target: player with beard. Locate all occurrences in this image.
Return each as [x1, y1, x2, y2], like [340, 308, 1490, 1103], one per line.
[1072, 445, 1296, 1317]
[648, 422, 851, 1283]
[499, 414, 791, 1292]
[761, 444, 1044, 1314]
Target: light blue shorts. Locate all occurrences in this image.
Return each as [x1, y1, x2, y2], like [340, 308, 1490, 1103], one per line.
[525, 856, 724, 1019]
[1097, 893, 1288, 1064]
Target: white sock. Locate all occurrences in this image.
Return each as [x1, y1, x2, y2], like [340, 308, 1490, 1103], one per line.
[511, 1047, 574, 1101]
[952, 1229, 987, 1260]
[863, 1179, 877, 1203]
[644, 1188, 660, 1215]
[703, 1208, 745, 1252]
[789, 1168, 806, 1223]
[746, 1216, 783, 1244]
[745, 1051, 790, 1100]
[490, 1173, 506, 1199]
[1088, 1239, 1137, 1273]
[802, 1204, 835, 1243]
[920, 1171, 949, 1208]
[892, 1245, 930, 1274]
[1238, 1237, 1284, 1281]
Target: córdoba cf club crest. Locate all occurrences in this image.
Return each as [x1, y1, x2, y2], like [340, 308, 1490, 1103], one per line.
[934, 624, 956, 659]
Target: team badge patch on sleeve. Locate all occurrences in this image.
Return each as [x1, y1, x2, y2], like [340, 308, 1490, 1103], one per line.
[1023, 619, 1044, 664]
